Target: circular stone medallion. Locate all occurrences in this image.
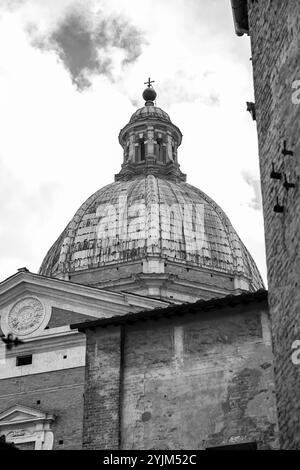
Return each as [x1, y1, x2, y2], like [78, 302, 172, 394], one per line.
[8, 297, 45, 336]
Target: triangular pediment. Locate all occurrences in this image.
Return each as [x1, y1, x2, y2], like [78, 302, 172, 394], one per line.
[0, 405, 54, 426]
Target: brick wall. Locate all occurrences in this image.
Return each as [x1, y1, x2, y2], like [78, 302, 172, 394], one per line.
[0, 367, 84, 450]
[247, 0, 300, 448]
[83, 327, 122, 449]
[82, 301, 278, 449]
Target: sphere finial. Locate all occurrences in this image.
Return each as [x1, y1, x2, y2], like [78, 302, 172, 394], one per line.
[143, 77, 156, 105]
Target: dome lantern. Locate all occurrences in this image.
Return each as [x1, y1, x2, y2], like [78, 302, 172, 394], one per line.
[116, 79, 186, 182]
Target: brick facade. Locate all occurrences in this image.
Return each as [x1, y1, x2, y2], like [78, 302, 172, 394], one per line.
[0, 367, 84, 450]
[247, 0, 300, 448]
[83, 328, 122, 449]
[81, 297, 279, 449]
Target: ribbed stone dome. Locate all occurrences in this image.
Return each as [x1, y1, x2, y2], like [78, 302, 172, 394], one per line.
[39, 174, 263, 293]
[39, 85, 264, 301]
[129, 105, 171, 124]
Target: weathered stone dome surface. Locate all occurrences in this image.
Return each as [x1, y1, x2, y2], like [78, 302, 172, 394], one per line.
[39, 174, 263, 291]
[129, 106, 171, 124]
[39, 85, 264, 301]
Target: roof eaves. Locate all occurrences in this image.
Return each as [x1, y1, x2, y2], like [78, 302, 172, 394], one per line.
[70, 289, 268, 332]
[230, 0, 249, 36]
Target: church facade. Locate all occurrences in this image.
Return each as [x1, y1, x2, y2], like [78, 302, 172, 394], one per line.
[0, 270, 166, 449]
[0, 79, 279, 449]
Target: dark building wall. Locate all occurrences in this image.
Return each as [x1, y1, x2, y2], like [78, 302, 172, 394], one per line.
[0, 367, 84, 450]
[83, 328, 122, 449]
[82, 301, 278, 449]
[247, 0, 300, 448]
[48, 307, 95, 328]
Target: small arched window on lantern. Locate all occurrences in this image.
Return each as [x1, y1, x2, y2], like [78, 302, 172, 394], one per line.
[135, 135, 145, 162]
[138, 139, 145, 162]
[172, 142, 177, 162]
[140, 139, 145, 161]
[124, 141, 130, 161]
[156, 137, 163, 163]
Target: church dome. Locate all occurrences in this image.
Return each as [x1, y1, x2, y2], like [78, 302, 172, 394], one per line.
[129, 106, 171, 124]
[39, 82, 264, 301]
[39, 175, 263, 291]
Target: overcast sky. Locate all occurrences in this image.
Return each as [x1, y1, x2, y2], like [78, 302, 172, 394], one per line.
[0, 0, 267, 284]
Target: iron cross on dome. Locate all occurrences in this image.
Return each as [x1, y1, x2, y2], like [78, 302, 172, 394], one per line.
[144, 77, 155, 88]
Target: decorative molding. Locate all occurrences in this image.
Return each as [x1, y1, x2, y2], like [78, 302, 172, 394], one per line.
[0, 272, 168, 324]
[1, 294, 51, 339]
[5, 326, 85, 357]
[0, 405, 55, 450]
[7, 297, 46, 336]
[115, 160, 186, 182]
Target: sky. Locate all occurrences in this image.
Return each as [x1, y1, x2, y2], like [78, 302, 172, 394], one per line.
[0, 0, 268, 284]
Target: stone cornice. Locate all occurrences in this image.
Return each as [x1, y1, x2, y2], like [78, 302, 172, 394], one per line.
[4, 326, 85, 357]
[119, 116, 182, 147]
[115, 160, 186, 182]
[0, 271, 169, 315]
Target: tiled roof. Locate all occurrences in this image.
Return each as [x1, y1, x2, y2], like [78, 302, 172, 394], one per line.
[71, 289, 268, 331]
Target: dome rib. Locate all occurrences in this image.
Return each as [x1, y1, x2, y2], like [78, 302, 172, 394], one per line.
[129, 106, 171, 124]
[39, 175, 264, 292]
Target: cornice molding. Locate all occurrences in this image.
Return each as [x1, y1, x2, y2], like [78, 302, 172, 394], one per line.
[0, 272, 168, 315]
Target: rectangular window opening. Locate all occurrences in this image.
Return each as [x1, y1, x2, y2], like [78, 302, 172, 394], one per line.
[16, 355, 32, 367]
